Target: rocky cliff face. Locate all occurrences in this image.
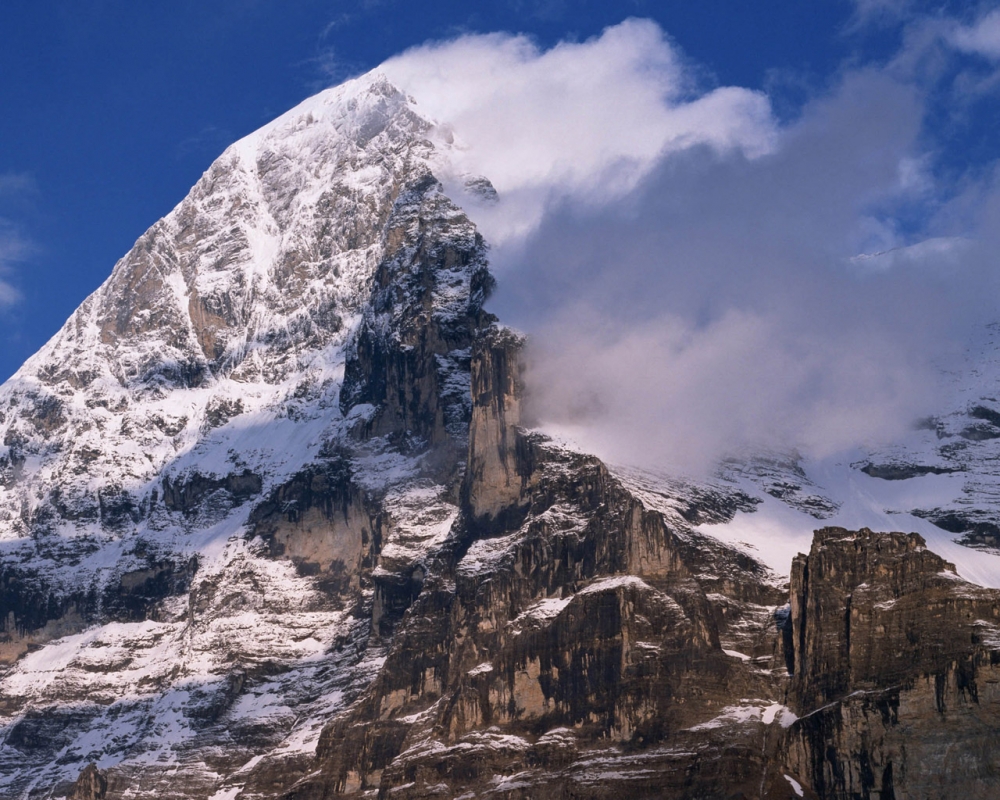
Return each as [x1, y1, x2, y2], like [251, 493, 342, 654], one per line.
[780, 527, 1000, 800]
[1, 68, 1000, 800]
[236, 329, 794, 800]
[0, 71, 501, 798]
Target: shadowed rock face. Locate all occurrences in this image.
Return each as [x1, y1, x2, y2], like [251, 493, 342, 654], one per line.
[464, 326, 529, 527]
[248, 459, 375, 597]
[790, 527, 967, 705]
[339, 172, 495, 453]
[781, 527, 1000, 800]
[230, 334, 793, 800]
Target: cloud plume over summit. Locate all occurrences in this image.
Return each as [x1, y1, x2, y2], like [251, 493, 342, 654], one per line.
[383, 19, 776, 242]
[382, 19, 1000, 473]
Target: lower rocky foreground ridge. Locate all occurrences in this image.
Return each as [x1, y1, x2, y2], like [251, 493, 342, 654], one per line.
[29, 333, 1000, 800]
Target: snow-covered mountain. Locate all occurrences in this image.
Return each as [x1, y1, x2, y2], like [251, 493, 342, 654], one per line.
[684, 322, 1000, 589]
[0, 72, 495, 797]
[2, 68, 1000, 800]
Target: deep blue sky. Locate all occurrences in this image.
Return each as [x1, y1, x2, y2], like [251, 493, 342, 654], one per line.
[0, 0, 933, 379]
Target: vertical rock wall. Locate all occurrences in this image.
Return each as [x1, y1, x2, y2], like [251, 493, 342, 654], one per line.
[783, 527, 1000, 799]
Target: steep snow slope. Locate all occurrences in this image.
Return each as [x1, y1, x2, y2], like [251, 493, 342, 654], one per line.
[675, 324, 1000, 588]
[0, 73, 428, 556]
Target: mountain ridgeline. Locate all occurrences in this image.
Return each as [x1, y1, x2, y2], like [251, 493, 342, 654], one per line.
[0, 72, 998, 800]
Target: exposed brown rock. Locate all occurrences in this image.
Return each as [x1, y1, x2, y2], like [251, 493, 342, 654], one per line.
[338, 173, 495, 455]
[790, 526, 969, 705]
[161, 469, 263, 515]
[248, 460, 376, 598]
[69, 763, 108, 800]
[248, 339, 792, 800]
[782, 526, 1000, 799]
[464, 326, 530, 525]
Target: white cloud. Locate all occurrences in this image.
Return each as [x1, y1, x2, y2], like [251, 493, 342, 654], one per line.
[849, 236, 971, 272]
[524, 307, 936, 474]
[0, 172, 36, 197]
[382, 19, 776, 242]
[949, 9, 1000, 60]
[374, 20, 999, 474]
[0, 173, 33, 310]
[498, 65, 959, 470]
[0, 281, 19, 308]
[0, 246, 25, 305]
[847, 0, 916, 28]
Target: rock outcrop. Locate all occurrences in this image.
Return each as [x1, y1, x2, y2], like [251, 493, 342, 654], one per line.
[68, 764, 107, 800]
[781, 527, 1000, 800]
[464, 326, 529, 526]
[234, 335, 797, 800]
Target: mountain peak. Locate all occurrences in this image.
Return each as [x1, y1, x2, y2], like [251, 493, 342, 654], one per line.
[4, 60, 1000, 800]
[0, 68, 467, 574]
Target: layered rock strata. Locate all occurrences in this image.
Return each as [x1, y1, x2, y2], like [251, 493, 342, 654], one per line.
[780, 527, 1000, 800]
